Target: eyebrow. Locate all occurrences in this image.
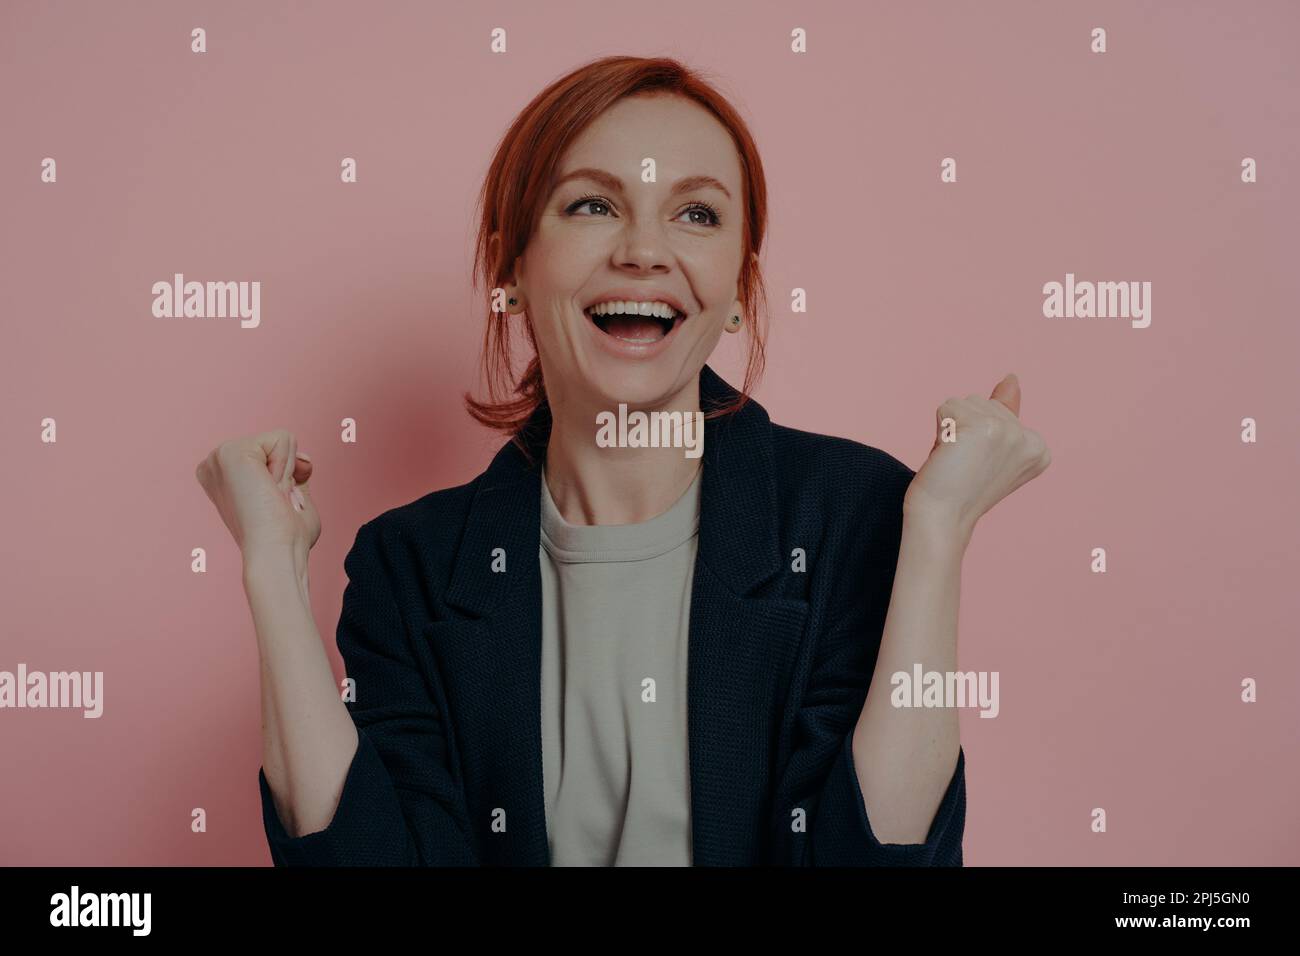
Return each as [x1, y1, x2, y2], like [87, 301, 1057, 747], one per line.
[552, 166, 732, 201]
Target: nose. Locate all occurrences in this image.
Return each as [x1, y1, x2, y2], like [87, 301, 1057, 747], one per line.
[613, 216, 672, 273]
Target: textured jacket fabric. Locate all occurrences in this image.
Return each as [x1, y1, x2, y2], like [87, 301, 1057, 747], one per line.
[257, 363, 967, 866]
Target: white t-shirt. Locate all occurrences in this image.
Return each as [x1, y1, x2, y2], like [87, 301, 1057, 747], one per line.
[538, 464, 701, 866]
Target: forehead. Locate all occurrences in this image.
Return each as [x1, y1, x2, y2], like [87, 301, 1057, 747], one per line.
[557, 93, 742, 190]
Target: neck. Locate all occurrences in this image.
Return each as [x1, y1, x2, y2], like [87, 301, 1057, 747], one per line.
[542, 379, 703, 526]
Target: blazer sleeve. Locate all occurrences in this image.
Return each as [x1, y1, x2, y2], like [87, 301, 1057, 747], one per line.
[257, 519, 478, 866]
[775, 458, 966, 866]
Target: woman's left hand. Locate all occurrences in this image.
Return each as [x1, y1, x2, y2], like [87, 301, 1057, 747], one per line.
[903, 373, 1052, 543]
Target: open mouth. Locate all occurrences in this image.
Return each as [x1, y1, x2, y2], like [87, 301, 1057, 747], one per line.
[584, 304, 685, 343]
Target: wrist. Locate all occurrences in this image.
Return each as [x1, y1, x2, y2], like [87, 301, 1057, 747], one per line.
[242, 547, 311, 602]
[901, 498, 975, 554]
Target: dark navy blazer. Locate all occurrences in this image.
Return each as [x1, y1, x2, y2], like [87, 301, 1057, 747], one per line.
[258, 364, 966, 866]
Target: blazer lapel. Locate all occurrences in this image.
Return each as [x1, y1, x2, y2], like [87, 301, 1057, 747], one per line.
[430, 365, 809, 866]
[686, 367, 810, 864]
[434, 433, 549, 866]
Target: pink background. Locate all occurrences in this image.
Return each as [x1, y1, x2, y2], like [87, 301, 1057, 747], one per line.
[2, 0, 1297, 865]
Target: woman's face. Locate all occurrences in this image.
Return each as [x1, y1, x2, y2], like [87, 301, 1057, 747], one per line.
[510, 92, 749, 416]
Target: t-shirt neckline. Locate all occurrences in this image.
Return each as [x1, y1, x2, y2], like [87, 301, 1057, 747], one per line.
[540, 464, 702, 564]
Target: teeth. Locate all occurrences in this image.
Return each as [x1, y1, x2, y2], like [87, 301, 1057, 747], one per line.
[586, 299, 680, 319]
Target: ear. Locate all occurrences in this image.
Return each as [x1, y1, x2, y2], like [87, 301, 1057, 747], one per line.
[733, 252, 759, 303]
[488, 232, 518, 285]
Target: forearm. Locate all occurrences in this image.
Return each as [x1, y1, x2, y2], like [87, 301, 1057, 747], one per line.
[243, 550, 359, 838]
[851, 510, 968, 843]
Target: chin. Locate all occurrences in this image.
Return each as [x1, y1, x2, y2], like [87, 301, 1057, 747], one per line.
[581, 358, 693, 410]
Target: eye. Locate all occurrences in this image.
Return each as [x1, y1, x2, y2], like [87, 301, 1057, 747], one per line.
[566, 194, 614, 217]
[676, 201, 722, 227]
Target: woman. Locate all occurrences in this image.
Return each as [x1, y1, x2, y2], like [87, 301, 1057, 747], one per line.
[196, 56, 1050, 866]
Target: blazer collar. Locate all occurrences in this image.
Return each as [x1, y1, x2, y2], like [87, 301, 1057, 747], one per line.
[443, 363, 781, 617]
[432, 363, 811, 865]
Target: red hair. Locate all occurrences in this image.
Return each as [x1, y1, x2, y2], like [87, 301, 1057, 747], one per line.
[464, 55, 770, 459]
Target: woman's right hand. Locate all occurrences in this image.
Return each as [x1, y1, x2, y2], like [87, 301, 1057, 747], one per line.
[195, 429, 322, 563]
